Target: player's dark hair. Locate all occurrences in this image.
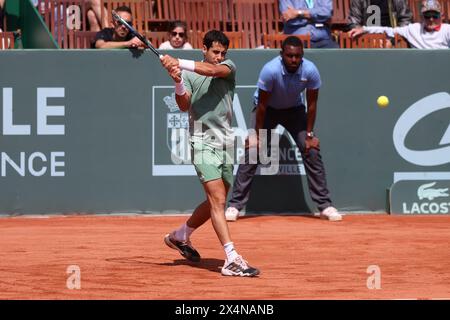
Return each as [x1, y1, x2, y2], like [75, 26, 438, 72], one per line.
[281, 36, 304, 50]
[115, 5, 132, 15]
[203, 30, 229, 49]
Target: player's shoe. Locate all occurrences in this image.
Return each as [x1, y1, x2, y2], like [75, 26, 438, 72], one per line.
[320, 206, 343, 221]
[225, 207, 239, 222]
[221, 255, 260, 277]
[164, 233, 201, 262]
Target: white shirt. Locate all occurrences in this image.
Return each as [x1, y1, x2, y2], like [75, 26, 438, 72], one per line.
[363, 23, 450, 49]
[158, 41, 193, 50]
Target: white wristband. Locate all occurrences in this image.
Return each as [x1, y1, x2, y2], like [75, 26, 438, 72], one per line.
[178, 59, 196, 72]
[175, 78, 186, 96]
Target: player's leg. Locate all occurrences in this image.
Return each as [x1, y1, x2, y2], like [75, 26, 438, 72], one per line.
[164, 143, 216, 262]
[165, 143, 231, 262]
[203, 177, 259, 277]
[203, 178, 231, 245]
[164, 200, 210, 262]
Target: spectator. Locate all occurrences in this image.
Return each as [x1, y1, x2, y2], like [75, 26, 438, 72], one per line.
[348, 0, 412, 30]
[159, 20, 193, 49]
[347, 0, 412, 47]
[94, 6, 143, 49]
[348, 0, 450, 49]
[279, 0, 338, 48]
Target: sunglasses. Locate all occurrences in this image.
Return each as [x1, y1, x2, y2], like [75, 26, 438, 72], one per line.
[117, 20, 133, 27]
[423, 12, 441, 19]
[171, 31, 185, 38]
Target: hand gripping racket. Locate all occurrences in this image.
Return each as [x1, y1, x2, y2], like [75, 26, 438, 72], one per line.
[111, 10, 163, 59]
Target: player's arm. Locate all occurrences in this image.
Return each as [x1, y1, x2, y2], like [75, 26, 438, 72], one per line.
[160, 55, 232, 78]
[174, 83, 191, 112]
[171, 67, 191, 112]
[160, 56, 192, 111]
[189, 61, 232, 78]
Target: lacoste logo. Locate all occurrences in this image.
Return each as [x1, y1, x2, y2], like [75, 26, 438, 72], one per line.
[393, 92, 450, 166]
[417, 182, 449, 201]
[163, 93, 180, 112]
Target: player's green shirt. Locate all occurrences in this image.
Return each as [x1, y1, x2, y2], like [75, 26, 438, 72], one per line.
[183, 59, 236, 148]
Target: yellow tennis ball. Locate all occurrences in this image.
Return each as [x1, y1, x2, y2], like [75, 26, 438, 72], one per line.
[377, 96, 389, 108]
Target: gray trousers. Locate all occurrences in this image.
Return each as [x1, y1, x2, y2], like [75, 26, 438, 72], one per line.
[229, 106, 332, 212]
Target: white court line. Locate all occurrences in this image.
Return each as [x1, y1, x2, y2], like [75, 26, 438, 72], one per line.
[391, 298, 450, 300]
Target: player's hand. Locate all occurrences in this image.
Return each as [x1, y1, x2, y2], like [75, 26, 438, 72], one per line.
[161, 55, 179, 70]
[127, 36, 143, 48]
[348, 27, 364, 38]
[169, 66, 182, 82]
[305, 136, 320, 156]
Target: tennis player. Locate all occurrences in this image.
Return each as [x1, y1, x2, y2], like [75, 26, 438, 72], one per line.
[160, 30, 260, 277]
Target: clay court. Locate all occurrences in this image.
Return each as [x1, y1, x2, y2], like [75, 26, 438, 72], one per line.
[1, 214, 449, 300]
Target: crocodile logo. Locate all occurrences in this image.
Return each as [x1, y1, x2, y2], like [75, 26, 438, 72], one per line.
[417, 182, 449, 201]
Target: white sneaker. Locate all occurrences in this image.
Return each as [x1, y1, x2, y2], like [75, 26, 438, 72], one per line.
[221, 255, 260, 277]
[225, 207, 239, 222]
[320, 206, 343, 221]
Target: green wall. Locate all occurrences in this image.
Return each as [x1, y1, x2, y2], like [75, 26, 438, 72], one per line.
[5, 0, 57, 48]
[0, 49, 449, 215]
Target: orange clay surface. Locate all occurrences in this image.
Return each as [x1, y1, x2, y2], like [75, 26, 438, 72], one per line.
[1, 214, 449, 299]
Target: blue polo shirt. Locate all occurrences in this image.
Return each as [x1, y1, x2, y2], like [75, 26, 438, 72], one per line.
[254, 56, 321, 109]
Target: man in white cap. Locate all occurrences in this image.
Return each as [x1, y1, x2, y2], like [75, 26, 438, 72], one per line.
[348, 0, 450, 48]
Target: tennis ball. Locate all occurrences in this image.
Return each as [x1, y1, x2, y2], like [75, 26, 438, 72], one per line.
[377, 96, 389, 108]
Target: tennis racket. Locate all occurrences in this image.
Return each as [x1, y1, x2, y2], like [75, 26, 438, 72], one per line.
[111, 10, 163, 59]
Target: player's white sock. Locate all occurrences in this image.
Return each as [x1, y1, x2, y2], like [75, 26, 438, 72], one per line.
[173, 223, 195, 242]
[224, 242, 239, 262]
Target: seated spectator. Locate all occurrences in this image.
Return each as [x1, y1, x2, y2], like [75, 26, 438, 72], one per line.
[279, 0, 338, 48]
[347, 0, 412, 47]
[348, 0, 450, 49]
[159, 20, 193, 49]
[348, 0, 412, 29]
[94, 6, 144, 49]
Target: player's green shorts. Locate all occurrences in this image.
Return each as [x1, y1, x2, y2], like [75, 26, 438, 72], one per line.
[190, 142, 234, 186]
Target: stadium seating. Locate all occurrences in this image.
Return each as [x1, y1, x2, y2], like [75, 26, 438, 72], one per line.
[263, 33, 311, 48]
[144, 30, 169, 48]
[339, 32, 391, 48]
[34, 0, 446, 49]
[38, 0, 92, 48]
[0, 31, 14, 49]
[339, 32, 410, 48]
[68, 30, 97, 48]
[179, 0, 230, 34]
[192, 30, 245, 48]
[101, 0, 147, 33]
[231, 0, 281, 48]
